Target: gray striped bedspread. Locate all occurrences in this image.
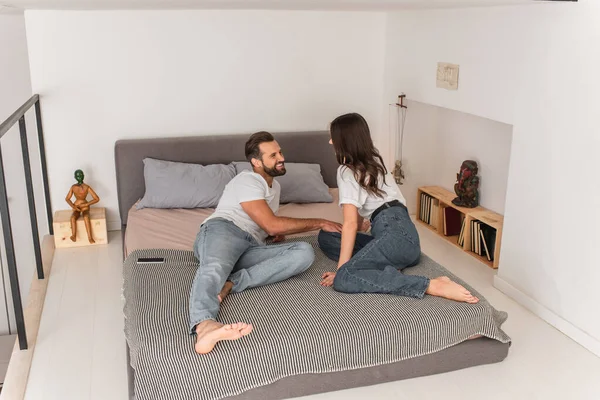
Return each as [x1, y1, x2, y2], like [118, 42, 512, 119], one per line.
[123, 235, 511, 400]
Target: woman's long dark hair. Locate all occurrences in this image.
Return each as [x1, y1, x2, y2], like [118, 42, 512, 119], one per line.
[330, 113, 388, 197]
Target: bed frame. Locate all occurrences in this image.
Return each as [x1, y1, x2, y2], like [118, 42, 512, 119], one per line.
[114, 131, 339, 227]
[114, 131, 509, 400]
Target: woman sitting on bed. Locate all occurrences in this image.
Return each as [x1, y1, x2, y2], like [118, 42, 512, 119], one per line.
[318, 113, 479, 304]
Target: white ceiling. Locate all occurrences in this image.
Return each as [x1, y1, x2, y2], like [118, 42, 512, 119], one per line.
[0, 0, 547, 12]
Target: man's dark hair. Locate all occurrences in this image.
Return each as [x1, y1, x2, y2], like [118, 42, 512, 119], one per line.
[245, 131, 275, 162]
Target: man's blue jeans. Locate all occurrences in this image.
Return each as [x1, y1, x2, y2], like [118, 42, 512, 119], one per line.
[189, 218, 315, 334]
[318, 205, 429, 298]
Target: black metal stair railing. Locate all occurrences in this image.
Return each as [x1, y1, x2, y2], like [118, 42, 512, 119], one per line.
[0, 94, 53, 350]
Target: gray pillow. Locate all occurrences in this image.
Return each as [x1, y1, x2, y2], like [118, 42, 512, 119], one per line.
[231, 161, 333, 204]
[137, 158, 236, 209]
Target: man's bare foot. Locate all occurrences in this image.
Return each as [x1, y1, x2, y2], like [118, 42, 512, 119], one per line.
[218, 281, 234, 303]
[89, 238, 95, 244]
[194, 320, 253, 354]
[70, 235, 76, 242]
[426, 276, 479, 304]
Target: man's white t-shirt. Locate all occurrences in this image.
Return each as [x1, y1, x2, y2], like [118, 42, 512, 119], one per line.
[337, 166, 406, 219]
[204, 170, 280, 244]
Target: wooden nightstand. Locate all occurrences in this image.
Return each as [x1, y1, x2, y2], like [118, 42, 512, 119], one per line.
[53, 207, 108, 248]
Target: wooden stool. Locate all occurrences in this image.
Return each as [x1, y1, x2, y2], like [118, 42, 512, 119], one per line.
[53, 207, 108, 248]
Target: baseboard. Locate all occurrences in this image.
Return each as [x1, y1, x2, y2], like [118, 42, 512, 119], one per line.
[493, 275, 600, 357]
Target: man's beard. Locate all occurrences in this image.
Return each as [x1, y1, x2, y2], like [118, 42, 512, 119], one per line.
[262, 161, 286, 177]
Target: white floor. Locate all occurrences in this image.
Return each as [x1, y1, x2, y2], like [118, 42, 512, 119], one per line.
[25, 232, 127, 400]
[24, 224, 600, 400]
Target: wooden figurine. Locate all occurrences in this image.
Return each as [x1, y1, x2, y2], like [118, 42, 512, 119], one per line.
[65, 169, 100, 243]
[452, 160, 480, 208]
[393, 160, 405, 185]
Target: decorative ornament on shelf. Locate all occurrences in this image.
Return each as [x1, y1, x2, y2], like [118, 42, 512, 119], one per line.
[452, 160, 480, 208]
[393, 160, 405, 185]
[391, 93, 408, 185]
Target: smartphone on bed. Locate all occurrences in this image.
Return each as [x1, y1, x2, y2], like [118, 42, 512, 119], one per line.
[137, 257, 165, 264]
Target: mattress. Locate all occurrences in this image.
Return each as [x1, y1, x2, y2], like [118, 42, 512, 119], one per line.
[124, 189, 344, 256]
[123, 236, 511, 400]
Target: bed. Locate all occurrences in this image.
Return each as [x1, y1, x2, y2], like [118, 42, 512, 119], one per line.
[115, 131, 511, 400]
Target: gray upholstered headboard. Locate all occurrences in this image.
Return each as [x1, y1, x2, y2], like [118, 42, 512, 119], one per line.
[114, 131, 338, 227]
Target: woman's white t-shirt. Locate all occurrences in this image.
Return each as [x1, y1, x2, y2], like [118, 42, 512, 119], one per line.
[337, 165, 407, 219]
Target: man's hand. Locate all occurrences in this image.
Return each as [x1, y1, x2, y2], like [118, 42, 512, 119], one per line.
[320, 220, 343, 233]
[272, 235, 285, 243]
[320, 271, 336, 287]
[242, 199, 339, 236]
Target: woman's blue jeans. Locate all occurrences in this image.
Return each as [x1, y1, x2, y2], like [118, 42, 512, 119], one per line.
[318, 205, 429, 298]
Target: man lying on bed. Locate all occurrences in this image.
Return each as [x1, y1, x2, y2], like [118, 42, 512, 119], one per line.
[189, 131, 343, 354]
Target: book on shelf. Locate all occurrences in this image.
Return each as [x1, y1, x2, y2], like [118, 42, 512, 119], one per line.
[480, 223, 497, 261]
[425, 195, 431, 224]
[458, 218, 466, 246]
[430, 199, 439, 228]
[477, 221, 482, 256]
[420, 193, 427, 223]
[471, 220, 475, 253]
[419, 193, 440, 228]
[469, 220, 497, 261]
[477, 221, 485, 257]
[474, 220, 479, 255]
[480, 230, 492, 261]
[443, 207, 462, 236]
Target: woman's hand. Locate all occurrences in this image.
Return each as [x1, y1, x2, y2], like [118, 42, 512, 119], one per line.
[272, 235, 285, 243]
[359, 220, 371, 232]
[320, 271, 336, 287]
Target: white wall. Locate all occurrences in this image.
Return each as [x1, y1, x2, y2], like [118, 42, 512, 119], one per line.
[384, 1, 600, 356]
[392, 100, 512, 216]
[25, 10, 387, 229]
[383, 5, 521, 127]
[0, 12, 42, 334]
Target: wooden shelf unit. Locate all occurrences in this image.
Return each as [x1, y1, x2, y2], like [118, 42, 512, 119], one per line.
[416, 186, 503, 269]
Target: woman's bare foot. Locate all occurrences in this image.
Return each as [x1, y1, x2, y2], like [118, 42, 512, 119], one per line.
[426, 276, 479, 304]
[218, 281, 234, 303]
[89, 238, 95, 244]
[194, 320, 253, 354]
[70, 235, 76, 242]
